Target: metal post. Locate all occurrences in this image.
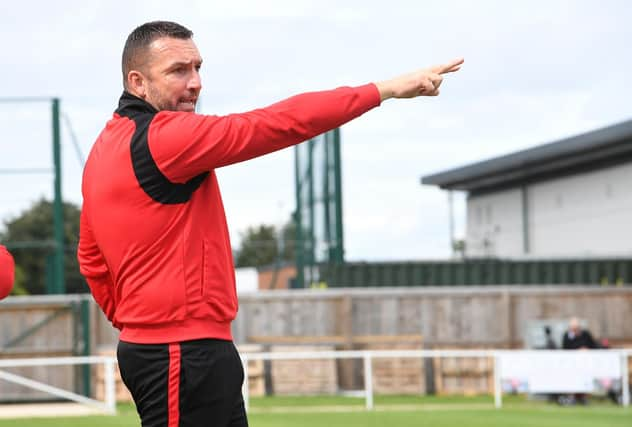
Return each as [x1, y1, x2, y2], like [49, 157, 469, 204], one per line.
[323, 132, 332, 261]
[493, 354, 502, 408]
[81, 299, 91, 397]
[307, 139, 315, 285]
[104, 358, 117, 414]
[51, 97, 65, 294]
[293, 147, 305, 289]
[332, 128, 344, 263]
[72, 301, 81, 393]
[45, 254, 55, 295]
[363, 353, 374, 410]
[622, 351, 630, 407]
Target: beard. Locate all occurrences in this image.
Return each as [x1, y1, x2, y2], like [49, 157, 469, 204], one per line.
[145, 85, 179, 112]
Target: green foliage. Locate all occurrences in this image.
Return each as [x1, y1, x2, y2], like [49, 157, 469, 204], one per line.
[235, 222, 297, 268]
[10, 264, 28, 295]
[0, 397, 627, 427]
[280, 221, 297, 261]
[235, 224, 278, 268]
[0, 198, 85, 294]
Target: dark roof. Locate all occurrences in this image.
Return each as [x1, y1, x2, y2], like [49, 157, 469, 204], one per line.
[421, 119, 632, 193]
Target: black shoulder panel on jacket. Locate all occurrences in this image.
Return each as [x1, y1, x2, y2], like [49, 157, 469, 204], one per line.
[116, 92, 209, 204]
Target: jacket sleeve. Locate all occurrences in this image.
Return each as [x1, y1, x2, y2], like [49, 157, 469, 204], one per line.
[77, 208, 120, 329]
[0, 245, 14, 299]
[148, 84, 381, 183]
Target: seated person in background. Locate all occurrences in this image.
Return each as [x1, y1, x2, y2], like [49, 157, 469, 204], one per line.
[0, 245, 15, 299]
[562, 317, 597, 350]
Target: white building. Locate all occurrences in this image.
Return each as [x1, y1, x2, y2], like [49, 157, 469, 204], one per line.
[422, 119, 632, 258]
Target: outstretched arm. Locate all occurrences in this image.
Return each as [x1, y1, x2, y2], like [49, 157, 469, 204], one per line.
[376, 57, 464, 100]
[150, 57, 464, 181]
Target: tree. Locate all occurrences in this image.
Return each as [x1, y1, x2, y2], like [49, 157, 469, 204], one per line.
[234, 224, 278, 268]
[280, 221, 297, 261]
[10, 264, 28, 295]
[234, 222, 298, 268]
[0, 198, 85, 294]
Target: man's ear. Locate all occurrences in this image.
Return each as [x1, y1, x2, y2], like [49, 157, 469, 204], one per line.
[127, 70, 147, 98]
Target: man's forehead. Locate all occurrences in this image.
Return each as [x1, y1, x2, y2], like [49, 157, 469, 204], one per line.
[148, 37, 202, 63]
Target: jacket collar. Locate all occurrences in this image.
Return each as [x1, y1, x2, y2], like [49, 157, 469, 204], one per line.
[116, 91, 158, 117]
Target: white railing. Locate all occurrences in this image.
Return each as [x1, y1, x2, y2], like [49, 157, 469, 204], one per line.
[240, 349, 632, 411]
[0, 349, 629, 415]
[0, 356, 117, 415]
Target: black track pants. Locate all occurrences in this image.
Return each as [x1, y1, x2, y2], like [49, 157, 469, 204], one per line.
[117, 339, 248, 427]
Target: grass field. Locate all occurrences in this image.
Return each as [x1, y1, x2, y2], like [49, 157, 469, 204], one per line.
[0, 395, 629, 427]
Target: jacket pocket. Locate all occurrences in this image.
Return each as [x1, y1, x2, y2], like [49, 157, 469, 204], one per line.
[202, 239, 208, 297]
[201, 239, 237, 322]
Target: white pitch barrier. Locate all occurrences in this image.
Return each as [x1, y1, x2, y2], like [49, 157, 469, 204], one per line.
[240, 348, 632, 411]
[0, 349, 629, 416]
[0, 356, 117, 416]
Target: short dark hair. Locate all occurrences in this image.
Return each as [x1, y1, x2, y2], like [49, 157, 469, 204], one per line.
[122, 21, 193, 89]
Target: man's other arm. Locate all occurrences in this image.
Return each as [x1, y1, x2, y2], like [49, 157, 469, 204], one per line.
[77, 209, 119, 329]
[0, 245, 14, 299]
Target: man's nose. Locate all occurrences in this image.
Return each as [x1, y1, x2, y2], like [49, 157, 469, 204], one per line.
[188, 71, 202, 91]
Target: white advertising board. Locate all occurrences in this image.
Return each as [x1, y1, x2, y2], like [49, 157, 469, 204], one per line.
[499, 351, 621, 393]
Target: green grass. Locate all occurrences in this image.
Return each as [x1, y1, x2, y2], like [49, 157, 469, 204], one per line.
[251, 393, 501, 407]
[0, 395, 629, 427]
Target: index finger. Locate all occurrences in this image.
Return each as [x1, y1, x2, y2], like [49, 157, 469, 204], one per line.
[432, 57, 464, 74]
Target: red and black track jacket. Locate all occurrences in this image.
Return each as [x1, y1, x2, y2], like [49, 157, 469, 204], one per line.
[0, 245, 14, 299]
[78, 84, 380, 344]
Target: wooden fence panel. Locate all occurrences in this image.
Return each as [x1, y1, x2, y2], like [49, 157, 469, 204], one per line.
[0, 296, 86, 401]
[2, 287, 631, 400]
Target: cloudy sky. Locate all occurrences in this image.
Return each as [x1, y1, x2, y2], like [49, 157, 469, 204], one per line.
[1, 0, 630, 260]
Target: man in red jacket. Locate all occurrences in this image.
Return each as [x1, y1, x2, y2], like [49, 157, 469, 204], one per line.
[78, 20, 462, 427]
[0, 245, 14, 299]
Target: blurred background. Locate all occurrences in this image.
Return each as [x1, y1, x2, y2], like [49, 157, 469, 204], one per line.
[0, 0, 631, 421]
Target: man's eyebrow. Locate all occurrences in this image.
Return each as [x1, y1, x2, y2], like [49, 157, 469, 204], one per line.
[167, 59, 203, 68]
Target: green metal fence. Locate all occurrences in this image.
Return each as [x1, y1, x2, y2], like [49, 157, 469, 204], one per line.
[294, 129, 344, 288]
[0, 295, 92, 400]
[0, 97, 65, 294]
[320, 259, 632, 287]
